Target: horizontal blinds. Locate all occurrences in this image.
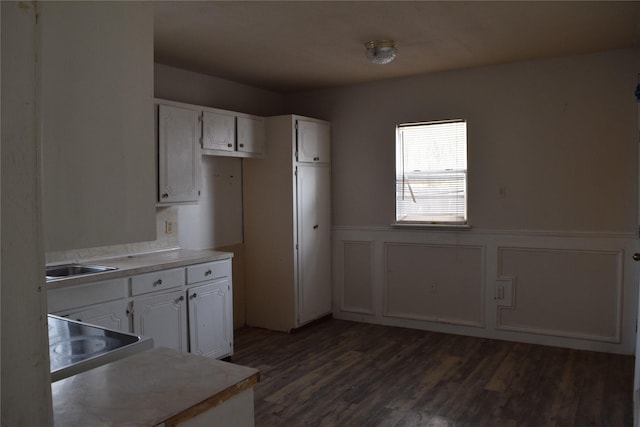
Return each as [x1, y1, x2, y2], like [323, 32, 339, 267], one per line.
[396, 120, 467, 223]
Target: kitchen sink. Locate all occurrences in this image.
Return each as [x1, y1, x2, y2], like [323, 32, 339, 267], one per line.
[46, 263, 117, 281]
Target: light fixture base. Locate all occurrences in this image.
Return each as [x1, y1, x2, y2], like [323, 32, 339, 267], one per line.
[365, 39, 397, 64]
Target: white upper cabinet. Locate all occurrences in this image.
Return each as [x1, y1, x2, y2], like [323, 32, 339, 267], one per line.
[40, 2, 156, 251]
[157, 104, 202, 204]
[297, 120, 331, 163]
[202, 111, 236, 152]
[157, 99, 266, 158]
[202, 111, 265, 158]
[237, 116, 266, 155]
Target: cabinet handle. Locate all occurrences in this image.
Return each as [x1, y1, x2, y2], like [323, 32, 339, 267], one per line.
[191, 293, 197, 299]
[313, 224, 319, 229]
[161, 193, 169, 199]
[227, 143, 233, 148]
[205, 269, 212, 276]
[314, 157, 319, 161]
[177, 296, 184, 302]
[239, 143, 244, 148]
[153, 279, 163, 286]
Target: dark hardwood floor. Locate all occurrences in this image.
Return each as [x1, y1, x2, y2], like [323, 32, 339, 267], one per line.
[232, 319, 634, 427]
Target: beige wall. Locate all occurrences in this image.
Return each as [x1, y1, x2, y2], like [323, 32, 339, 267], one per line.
[2, 2, 53, 424]
[287, 48, 638, 233]
[154, 63, 285, 118]
[287, 48, 639, 354]
[45, 206, 179, 264]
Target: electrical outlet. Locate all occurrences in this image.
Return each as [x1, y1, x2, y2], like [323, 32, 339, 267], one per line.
[495, 278, 515, 308]
[165, 220, 174, 235]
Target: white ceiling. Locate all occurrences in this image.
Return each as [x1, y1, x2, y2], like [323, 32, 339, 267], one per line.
[154, 1, 640, 93]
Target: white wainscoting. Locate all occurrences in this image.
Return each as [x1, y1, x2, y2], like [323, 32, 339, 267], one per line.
[332, 226, 638, 355]
[384, 242, 484, 327]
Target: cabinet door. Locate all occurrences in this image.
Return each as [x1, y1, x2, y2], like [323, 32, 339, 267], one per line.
[188, 280, 233, 359]
[296, 164, 332, 325]
[237, 116, 266, 155]
[202, 111, 236, 152]
[297, 120, 330, 163]
[158, 104, 201, 203]
[57, 300, 130, 333]
[133, 289, 188, 352]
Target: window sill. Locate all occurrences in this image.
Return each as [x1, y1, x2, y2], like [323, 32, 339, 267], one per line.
[391, 222, 471, 231]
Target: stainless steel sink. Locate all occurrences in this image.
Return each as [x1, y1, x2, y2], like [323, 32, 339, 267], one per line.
[46, 263, 117, 281]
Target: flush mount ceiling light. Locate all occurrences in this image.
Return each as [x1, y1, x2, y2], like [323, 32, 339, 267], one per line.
[365, 39, 397, 64]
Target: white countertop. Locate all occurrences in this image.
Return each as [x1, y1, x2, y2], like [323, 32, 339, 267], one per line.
[47, 249, 233, 290]
[52, 347, 259, 427]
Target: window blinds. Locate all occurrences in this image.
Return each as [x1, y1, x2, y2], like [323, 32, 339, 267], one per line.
[395, 120, 467, 224]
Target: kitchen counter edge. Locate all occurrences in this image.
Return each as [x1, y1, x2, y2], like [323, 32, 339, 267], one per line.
[52, 347, 259, 427]
[46, 249, 234, 290]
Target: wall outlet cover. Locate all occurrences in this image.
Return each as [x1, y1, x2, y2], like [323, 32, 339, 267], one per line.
[495, 277, 515, 308]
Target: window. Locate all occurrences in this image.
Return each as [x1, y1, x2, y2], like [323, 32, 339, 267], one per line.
[395, 119, 467, 225]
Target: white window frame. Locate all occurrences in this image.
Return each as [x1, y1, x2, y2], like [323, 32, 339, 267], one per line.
[393, 119, 469, 228]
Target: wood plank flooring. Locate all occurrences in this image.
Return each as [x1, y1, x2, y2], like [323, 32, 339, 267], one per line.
[232, 319, 634, 427]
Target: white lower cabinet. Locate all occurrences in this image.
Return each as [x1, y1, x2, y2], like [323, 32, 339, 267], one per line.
[47, 257, 234, 360]
[188, 280, 232, 359]
[57, 300, 129, 333]
[130, 259, 233, 358]
[133, 289, 188, 352]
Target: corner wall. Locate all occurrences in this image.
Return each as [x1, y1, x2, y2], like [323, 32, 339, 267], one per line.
[1, 2, 53, 424]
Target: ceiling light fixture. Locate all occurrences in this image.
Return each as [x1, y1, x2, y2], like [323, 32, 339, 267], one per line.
[365, 40, 397, 64]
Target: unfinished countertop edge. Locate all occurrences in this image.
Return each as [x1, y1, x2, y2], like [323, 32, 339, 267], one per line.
[163, 373, 261, 426]
[52, 347, 260, 427]
[46, 248, 234, 290]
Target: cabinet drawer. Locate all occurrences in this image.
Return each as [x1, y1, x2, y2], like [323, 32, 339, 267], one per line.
[54, 300, 130, 333]
[186, 260, 231, 285]
[131, 268, 185, 296]
[48, 278, 127, 313]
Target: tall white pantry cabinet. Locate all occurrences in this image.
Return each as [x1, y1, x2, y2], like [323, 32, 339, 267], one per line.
[243, 115, 332, 332]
